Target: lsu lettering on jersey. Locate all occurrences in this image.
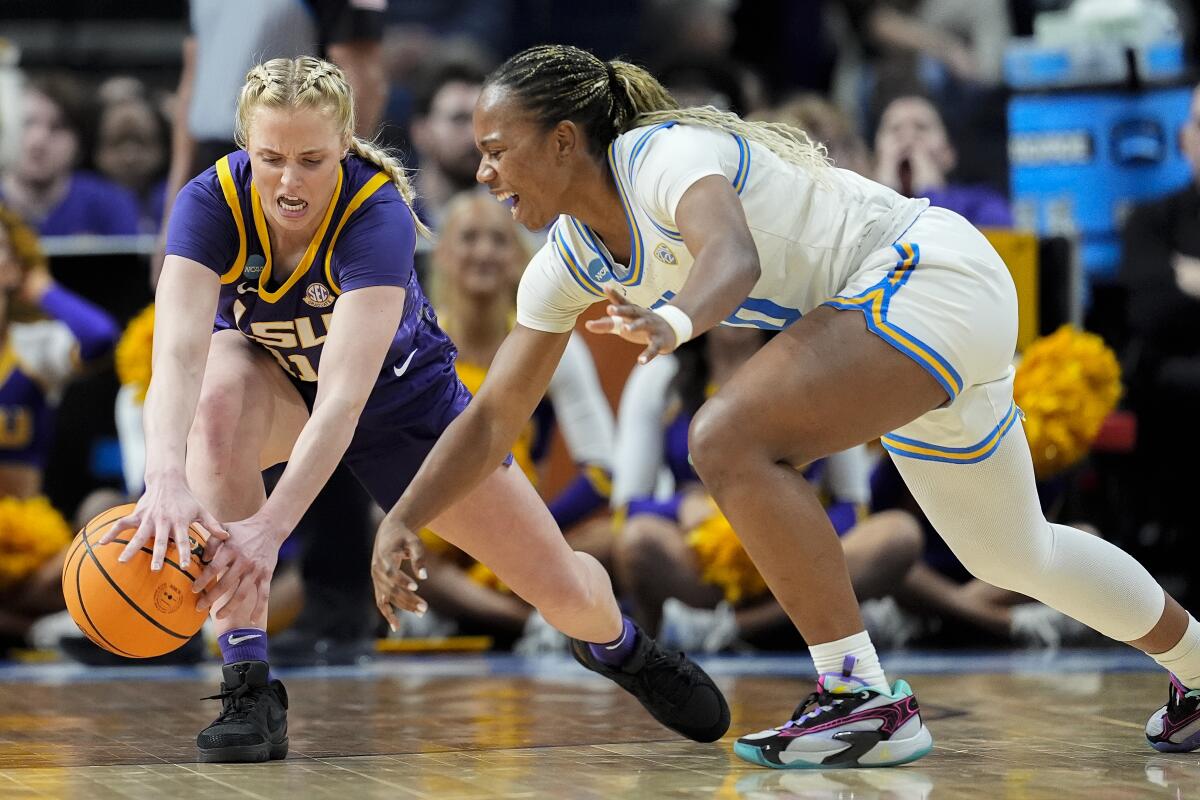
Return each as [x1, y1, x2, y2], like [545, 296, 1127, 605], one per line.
[516, 122, 928, 333]
[166, 152, 460, 422]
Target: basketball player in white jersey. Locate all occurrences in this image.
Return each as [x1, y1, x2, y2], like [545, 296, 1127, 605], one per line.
[370, 44, 1200, 768]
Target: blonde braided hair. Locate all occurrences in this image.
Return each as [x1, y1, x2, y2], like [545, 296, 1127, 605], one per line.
[235, 56, 431, 238]
[488, 44, 828, 172]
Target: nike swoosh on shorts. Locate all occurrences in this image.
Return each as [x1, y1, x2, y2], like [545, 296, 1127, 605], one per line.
[393, 348, 418, 377]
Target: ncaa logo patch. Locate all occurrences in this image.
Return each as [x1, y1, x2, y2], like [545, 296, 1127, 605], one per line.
[243, 254, 266, 278]
[303, 283, 334, 308]
[654, 243, 677, 265]
[586, 257, 612, 284]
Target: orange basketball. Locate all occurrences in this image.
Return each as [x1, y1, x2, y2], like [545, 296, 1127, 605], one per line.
[62, 503, 209, 658]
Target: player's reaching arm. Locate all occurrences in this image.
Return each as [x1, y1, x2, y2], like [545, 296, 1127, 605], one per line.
[373, 324, 571, 627]
[585, 175, 761, 361]
[193, 284, 407, 620]
[100, 255, 230, 567]
[372, 238, 590, 626]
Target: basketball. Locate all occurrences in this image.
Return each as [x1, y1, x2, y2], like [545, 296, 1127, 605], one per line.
[61, 503, 209, 658]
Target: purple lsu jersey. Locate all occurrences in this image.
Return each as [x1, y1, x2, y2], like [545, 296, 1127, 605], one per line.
[166, 152, 460, 424]
[0, 348, 56, 467]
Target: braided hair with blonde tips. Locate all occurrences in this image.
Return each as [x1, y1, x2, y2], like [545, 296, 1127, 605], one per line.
[235, 56, 431, 238]
[486, 44, 828, 173]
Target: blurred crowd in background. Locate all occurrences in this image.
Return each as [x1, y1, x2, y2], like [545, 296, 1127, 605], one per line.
[0, 0, 1197, 666]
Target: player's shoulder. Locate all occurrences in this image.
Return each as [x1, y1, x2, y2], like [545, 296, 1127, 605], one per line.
[615, 122, 734, 184]
[544, 215, 610, 296]
[185, 149, 248, 203]
[339, 154, 408, 221]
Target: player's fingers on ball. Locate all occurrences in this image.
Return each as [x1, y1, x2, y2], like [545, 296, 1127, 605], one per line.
[117, 520, 154, 563]
[174, 526, 191, 569]
[150, 520, 172, 571]
[191, 546, 230, 596]
[200, 513, 229, 540]
[99, 513, 138, 545]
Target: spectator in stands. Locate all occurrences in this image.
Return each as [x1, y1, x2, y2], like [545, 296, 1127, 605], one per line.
[1119, 81, 1200, 538]
[611, 328, 923, 652]
[410, 192, 616, 650]
[0, 204, 119, 651]
[407, 61, 487, 229]
[94, 91, 169, 234]
[840, 0, 1010, 90]
[755, 94, 872, 176]
[874, 94, 1012, 227]
[0, 75, 139, 237]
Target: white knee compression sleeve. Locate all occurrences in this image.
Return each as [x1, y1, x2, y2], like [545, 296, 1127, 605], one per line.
[891, 421, 1165, 642]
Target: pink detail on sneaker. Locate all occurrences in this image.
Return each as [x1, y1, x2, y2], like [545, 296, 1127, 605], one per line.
[779, 694, 921, 738]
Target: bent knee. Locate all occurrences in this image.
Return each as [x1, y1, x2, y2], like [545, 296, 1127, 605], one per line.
[689, 398, 760, 485]
[188, 385, 249, 465]
[952, 532, 1052, 592]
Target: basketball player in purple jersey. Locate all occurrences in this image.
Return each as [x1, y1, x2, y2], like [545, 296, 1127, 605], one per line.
[101, 57, 728, 763]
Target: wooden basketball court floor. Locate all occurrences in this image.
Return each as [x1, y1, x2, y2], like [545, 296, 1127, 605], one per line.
[0, 648, 1193, 799]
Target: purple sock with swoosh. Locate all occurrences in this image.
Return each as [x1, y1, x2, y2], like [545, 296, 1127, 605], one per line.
[218, 628, 269, 665]
[588, 616, 638, 666]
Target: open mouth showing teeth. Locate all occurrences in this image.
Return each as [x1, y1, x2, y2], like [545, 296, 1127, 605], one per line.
[278, 196, 307, 213]
[496, 191, 520, 217]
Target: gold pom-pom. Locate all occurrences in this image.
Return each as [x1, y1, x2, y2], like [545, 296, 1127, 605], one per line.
[1014, 325, 1122, 479]
[687, 500, 767, 604]
[0, 496, 72, 590]
[115, 304, 155, 403]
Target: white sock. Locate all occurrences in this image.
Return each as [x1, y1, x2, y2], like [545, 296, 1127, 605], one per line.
[809, 630, 888, 691]
[1152, 615, 1200, 688]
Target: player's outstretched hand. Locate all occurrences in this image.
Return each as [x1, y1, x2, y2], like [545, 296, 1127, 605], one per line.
[372, 514, 427, 632]
[99, 473, 229, 571]
[585, 287, 677, 364]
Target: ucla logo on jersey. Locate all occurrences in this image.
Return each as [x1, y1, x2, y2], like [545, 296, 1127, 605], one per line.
[303, 283, 334, 308]
[243, 254, 266, 279]
[586, 257, 612, 284]
[654, 243, 677, 265]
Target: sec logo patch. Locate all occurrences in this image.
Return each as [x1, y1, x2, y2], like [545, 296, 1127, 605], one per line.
[303, 283, 334, 308]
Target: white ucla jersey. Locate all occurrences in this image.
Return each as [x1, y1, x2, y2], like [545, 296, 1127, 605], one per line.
[517, 122, 929, 333]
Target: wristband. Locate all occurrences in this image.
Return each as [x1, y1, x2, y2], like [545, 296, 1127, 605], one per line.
[652, 304, 694, 347]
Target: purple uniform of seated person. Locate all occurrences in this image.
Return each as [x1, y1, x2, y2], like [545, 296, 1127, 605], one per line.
[924, 184, 1012, 229]
[19, 172, 141, 237]
[165, 150, 474, 509]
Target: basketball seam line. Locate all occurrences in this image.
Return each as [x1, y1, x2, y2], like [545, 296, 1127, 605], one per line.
[73, 541, 138, 658]
[81, 533, 191, 641]
[107, 539, 197, 584]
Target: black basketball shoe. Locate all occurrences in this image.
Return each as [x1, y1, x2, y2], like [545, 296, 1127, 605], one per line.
[196, 661, 289, 763]
[570, 622, 730, 742]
